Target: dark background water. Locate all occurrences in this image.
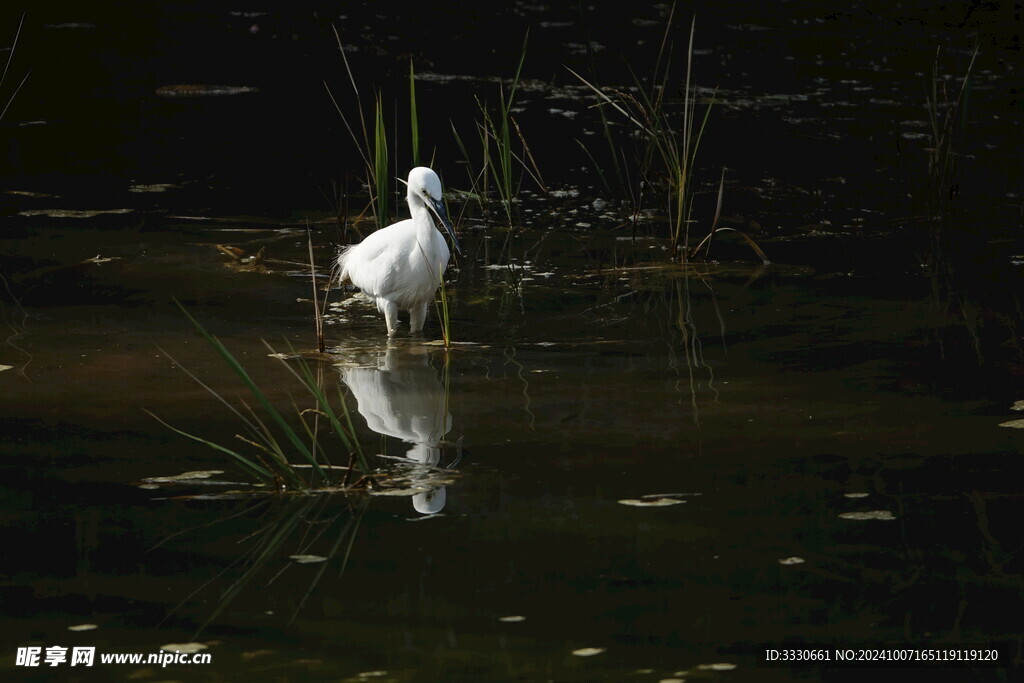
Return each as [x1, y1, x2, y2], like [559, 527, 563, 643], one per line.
[1, 2, 1023, 682]
[3, 2, 1020, 225]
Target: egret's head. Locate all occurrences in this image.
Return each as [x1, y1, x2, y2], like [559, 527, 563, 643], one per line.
[403, 166, 462, 257]
[407, 166, 443, 204]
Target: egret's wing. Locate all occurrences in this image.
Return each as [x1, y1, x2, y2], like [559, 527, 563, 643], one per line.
[338, 221, 413, 296]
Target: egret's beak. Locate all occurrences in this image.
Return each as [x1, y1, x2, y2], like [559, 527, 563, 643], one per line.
[426, 195, 462, 257]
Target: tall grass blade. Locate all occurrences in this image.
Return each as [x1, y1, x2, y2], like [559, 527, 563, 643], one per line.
[373, 93, 389, 226]
[158, 346, 264, 445]
[263, 340, 369, 475]
[503, 29, 529, 119]
[435, 267, 452, 349]
[145, 410, 273, 482]
[691, 167, 726, 260]
[327, 25, 371, 171]
[0, 13, 29, 122]
[564, 66, 652, 135]
[576, 138, 610, 194]
[690, 227, 770, 266]
[175, 302, 320, 475]
[306, 224, 326, 353]
[512, 117, 546, 192]
[409, 59, 420, 167]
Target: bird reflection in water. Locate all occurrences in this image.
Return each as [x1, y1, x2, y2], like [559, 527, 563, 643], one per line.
[339, 344, 457, 514]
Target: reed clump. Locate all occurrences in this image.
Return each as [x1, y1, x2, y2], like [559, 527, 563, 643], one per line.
[570, 6, 767, 264]
[452, 31, 545, 226]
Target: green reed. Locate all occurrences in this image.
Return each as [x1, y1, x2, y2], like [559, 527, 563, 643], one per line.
[151, 303, 368, 492]
[409, 59, 420, 167]
[373, 92, 389, 225]
[453, 32, 544, 225]
[570, 7, 724, 260]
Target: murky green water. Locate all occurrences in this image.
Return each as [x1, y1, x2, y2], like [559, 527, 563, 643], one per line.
[3, 2, 1022, 681]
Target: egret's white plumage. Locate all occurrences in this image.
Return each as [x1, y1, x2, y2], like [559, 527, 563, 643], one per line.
[338, 167, 460, 335]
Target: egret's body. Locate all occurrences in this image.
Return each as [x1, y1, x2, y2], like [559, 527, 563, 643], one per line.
[338, 167, 460, 335]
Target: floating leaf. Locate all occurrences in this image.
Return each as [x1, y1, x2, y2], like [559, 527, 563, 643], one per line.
[82, 255, 120, 264]
[370, 487, 431, 497]
[0, 365, 13, 372]
[5, 190, 57, 198]
[839, 510, 896, 521]
[355, 672, 389, 679]
[571, 647, 606, 657]
[778, 557, 805, 565]
[128, 183, 177, 193]
[144, 470, 225, 483]
[843, 492, 869, 498]
[156, 84, 258, 97]
[289, 555, 327, 564]
[161, 642, 208, 654]
[499, 615, 526, 623]
[999, 419, 1024, 429]
[698, 662, 737, 670]
[67, 624, 97, 632]
[18, 208, 133, 218]
[618, 498, 685, 507]
[1011, 400, 1024, 411]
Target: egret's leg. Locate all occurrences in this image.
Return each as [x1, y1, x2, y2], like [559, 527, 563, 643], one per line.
[382, 300, 399, 336]
[410, 301, 429, 334]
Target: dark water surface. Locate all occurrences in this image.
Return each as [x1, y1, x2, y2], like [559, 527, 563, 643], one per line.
[2, 2, 1022, 681]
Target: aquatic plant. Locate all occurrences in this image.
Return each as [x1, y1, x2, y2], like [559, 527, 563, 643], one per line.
[409, 59, 420, 168]
[373, 91, 389, 225]
[453, 32, 545, 226]
[571, 8, 753, 262]
[925, 45, 978, 218]
[325, 26, 400, 228]
[306, 224, 327, 354]
[688, 169, 770, 265]
[150, 303, 369, 492]
[0, 13, 29, 122]
[435, 269, 453, 349]
[326, 29, 435, 231]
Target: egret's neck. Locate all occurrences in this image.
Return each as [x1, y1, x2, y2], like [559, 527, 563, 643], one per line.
[408, 192, 434, 234]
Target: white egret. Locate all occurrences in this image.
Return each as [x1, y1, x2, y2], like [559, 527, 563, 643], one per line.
[337, 167, 461, 335]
